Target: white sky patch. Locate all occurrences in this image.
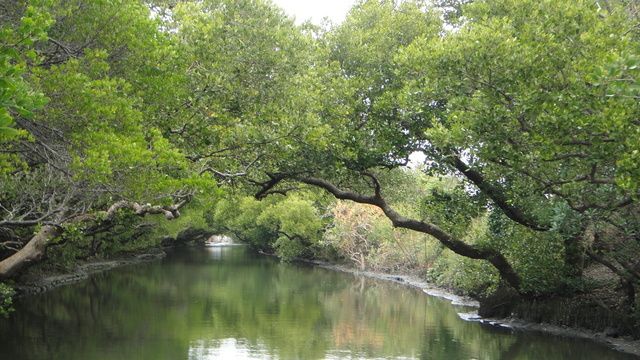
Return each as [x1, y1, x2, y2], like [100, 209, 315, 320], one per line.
[270, 0, 357, 24]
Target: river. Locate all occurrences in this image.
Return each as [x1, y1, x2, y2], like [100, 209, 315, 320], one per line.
[0, 245, 635, 359]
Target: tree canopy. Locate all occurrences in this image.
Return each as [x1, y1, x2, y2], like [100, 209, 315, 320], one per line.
[1, 0, 640, 311]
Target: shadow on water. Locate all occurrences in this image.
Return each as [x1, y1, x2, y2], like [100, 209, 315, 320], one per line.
[0, 245, 636, 360]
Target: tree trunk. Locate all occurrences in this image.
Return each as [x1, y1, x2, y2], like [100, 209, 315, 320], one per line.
[0, 224, 62, 279]
[0, 199, 189, 279]
[564, 228, 586, 278]
[586, 249, 638, 304]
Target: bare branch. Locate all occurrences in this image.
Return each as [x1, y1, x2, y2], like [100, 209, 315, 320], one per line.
[104, 199, 188, 221]
[200, 167, 247, 178]
[542, 153, 590, 162]
[561, 138, 615, 146]
[186, 147, 237, 161]
[586, 249, 638, 283]
[47, 38, 80, 58]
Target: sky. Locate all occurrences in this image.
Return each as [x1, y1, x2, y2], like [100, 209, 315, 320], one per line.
[270, 0, 357, 24]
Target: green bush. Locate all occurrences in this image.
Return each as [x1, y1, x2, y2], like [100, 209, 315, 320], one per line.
[213, 191, 328, 260]
[0, 282, 15, 318]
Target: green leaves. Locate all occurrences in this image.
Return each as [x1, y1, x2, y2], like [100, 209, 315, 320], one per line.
[590, 53, 640, 97]
[213, 191, 327, 259]
[328, 0, 441, 158]
[0, 0, 53, 141]
[0, 110, 18, 137]
[1, 0, 638, 293]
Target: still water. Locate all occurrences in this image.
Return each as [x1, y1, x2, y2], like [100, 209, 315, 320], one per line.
[0, 246, 636, 359]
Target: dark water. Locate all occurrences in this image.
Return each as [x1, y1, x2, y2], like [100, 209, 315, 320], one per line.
[0, 246, 636, 359]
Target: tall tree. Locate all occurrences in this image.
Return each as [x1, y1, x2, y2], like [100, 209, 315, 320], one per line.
[239, 0, 531, 291]
[237, 0, 640, 295]
[399, 0, 640, 285]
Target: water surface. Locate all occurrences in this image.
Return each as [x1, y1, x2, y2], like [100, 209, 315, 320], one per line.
[0, 246, 635, 359]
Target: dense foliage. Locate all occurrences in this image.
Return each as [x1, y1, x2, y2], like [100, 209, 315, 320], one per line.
[2, 0, 640, 332]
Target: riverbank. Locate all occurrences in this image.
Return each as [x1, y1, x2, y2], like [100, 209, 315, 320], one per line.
[11, 250, 166, 296]
[311, 259, 640, 357]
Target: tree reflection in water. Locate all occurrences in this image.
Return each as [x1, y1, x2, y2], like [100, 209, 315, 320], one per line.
[0, 246, 634, 360]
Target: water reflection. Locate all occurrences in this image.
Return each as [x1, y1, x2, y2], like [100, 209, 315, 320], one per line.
[0, 246, 635, 360]
[207, 246, 224, 260]
[189, 339, 273, 360]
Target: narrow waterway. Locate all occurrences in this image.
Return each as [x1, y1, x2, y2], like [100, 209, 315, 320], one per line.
[0, 246, 635, 359]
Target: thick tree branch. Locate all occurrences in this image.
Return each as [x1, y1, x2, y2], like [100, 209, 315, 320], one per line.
[104, 199, 187, 221]
[586, 249, 638, 283]
[0, 224, 61, 279]
[450, 156, 551, 231]
[0, 198, 189, 279]
[561, 138, 615, 146]
[549, 189, 634, 213]
[251, 172, 308, 200]
[299, 175, 522, 292]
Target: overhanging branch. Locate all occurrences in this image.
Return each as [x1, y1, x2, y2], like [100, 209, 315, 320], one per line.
[0, 198, 190, 279]
[451, 156, 551, 231]
[299, 175, 523, 292]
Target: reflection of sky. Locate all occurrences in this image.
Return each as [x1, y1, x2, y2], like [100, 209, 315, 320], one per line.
[189, 339, 273, 359]
[205, 244, 244, 260]
[188, 338, 391, 360]
[206, 246, 224, 260]
[269, 0, 356, 25]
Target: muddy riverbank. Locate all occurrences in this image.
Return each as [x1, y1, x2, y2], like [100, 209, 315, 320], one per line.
[11, 251, 166, 295]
